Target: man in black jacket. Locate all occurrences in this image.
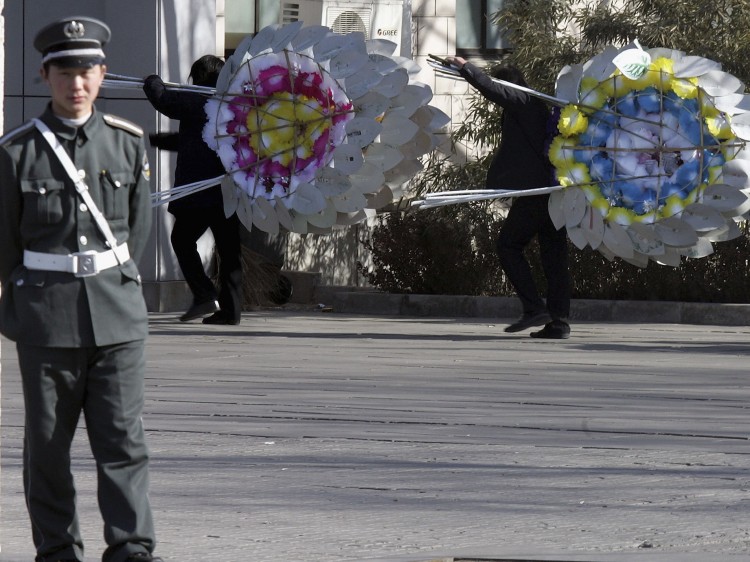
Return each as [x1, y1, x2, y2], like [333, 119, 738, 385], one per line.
[144, 55, 243, 325]
[447, 56, 571, 339]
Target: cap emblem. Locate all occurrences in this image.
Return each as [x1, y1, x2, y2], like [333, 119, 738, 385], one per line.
[64, 20, 85, 39]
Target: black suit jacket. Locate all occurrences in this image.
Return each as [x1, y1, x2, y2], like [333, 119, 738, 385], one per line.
[460, 62, 553, 190]
[143, 75, 226, 214]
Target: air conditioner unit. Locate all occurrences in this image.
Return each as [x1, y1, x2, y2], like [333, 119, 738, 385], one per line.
[281, 0, 404, 54]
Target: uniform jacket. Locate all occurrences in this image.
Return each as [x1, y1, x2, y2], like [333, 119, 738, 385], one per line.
[0, 105, 153, 347]
[459, 62, 553, 190]
[142, 75, 225, 215]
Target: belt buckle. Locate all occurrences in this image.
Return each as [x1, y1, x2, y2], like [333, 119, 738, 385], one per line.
[74, 250, 99, 277]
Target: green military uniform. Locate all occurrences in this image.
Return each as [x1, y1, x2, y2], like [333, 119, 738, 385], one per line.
[0, 107, 156, 561]
[0, 106, 152, 344]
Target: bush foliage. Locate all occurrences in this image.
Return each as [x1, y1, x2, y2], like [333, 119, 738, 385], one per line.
[359, 0, 750, 303]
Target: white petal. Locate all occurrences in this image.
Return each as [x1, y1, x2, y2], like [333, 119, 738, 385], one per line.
[332, 190, 368, 213]
[305, 200, 338, 228]
[315, 167, 351, 197]
[379, 115, 419, 146]
[602, 221, 635, 259]
[722, 159, 750, 188]
[273, 196, 295, 232]
[581, 45, 618, 82]
[365, 185, 394, 210]
[680, 237, 714, 258]
[651, 247, 682, 266]
[728, 112, 750, 141]
[580, 206, 604, 249]
[332, 143, 365, 175]
[248, 25, 279, 56]
[701, 184, 750, 216]
[269, 21, 304, 52]
[345, 117, 383, 148]
[349, 162, 385, 194]
[681, 203, 730, 231]
[698, 70, 744, 97]
[654, 216, 699, 247]
[384, 158, 422, 187]
[252, 196, 280, 235]
[291, 26, 330, 51]
[221, 175, 239, 219]
[364, 142, 403, 172]
[566, 225, 588, 249]
[288, 182, 326, 214]
[336, 209, 367, 226]
[329, 50, 370, 79]
[547, 188, 566, 230]
[236, 196, 253, 231]
[672, 55, 721, 78]
[626, 222, 664, 255]
[372, 68, 409, 97]
[353, 91, 392, 119]
[563, 186, 587, 228]
[365, 38, 397, 56]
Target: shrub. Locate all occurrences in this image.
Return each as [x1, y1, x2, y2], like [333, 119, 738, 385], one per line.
[358, 0, 750, 303]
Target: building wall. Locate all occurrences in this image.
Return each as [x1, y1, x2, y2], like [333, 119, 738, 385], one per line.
[0, 1, 474, 294]
[1, 1, 222, 310]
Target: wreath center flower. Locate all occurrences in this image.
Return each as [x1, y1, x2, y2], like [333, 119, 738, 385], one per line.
[550, 56, 738, 225]
[205, 52, 354, 199]
[246, 91, 327, 167]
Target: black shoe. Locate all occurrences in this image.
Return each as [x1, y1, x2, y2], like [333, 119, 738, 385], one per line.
[202, 312, 240, 325]
[531, 320, 571, 339]
[180, 299, 219, 322]
[504, 311, 552, 333]
[125, 553, 163, 562]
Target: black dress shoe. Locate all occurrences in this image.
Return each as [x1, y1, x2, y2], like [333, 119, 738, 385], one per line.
[531, 320, 571, 339]
[180, 299, 219, 322]
[504, 311, 552, 333]
[202, 312, 240, 325]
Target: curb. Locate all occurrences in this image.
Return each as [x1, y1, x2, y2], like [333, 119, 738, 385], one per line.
[312, 287, 750, 326]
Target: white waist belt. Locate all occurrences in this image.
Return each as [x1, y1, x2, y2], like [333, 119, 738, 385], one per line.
[23, 244, 130, 277]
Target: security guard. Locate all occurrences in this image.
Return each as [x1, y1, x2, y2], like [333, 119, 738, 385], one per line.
[0, 16, 162, 562]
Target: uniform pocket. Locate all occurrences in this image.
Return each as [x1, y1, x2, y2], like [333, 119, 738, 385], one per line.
[101, 170, 132, 220]
[20, 179, 65, 224]
[119, 259, 143, 286]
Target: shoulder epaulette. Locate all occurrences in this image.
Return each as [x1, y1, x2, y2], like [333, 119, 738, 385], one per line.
[0, 121, 36, 146]
[103, 114, 144, 137]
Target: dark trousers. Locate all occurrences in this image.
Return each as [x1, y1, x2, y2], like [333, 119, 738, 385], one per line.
[16, 341, 155, 562]
[497, 195, 571, 320]
[170, 206, 243, 323]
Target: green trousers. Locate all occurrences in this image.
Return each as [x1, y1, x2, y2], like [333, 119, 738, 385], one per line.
[17, 340, 155, 562]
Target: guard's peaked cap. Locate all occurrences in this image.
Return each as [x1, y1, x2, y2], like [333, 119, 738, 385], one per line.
[34, 16, 111, 67]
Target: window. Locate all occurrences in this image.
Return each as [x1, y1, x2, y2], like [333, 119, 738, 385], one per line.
[455, 0, 511, 56]
[224, 0, 280, 54]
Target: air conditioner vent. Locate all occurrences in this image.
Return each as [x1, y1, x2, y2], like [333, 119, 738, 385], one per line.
[281, 2, 302, 23]
[277, 1, 403, 54]
[328, 7, 371, 38]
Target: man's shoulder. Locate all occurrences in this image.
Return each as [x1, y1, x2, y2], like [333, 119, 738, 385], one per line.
[0, 121, 36, 147]
[102, 114, 144, 137]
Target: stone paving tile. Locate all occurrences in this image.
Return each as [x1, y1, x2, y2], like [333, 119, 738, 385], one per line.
[2, 311, 749, 561]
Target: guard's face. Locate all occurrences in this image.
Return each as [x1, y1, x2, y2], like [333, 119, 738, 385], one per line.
[41, 63, 106, 119]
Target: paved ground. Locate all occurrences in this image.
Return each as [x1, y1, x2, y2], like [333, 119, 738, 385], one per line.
[1, 307, 749, 561]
